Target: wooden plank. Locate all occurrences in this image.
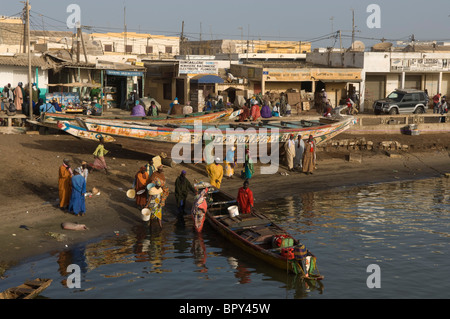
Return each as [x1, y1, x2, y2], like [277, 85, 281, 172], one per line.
[10, 287, 34, 295]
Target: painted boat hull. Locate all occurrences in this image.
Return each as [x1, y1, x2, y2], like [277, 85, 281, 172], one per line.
[62, 116, 356, 146]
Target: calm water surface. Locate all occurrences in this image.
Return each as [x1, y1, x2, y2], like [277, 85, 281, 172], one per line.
[1, 178, 450, 299]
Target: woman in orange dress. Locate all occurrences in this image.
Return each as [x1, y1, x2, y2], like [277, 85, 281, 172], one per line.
[58, 158, 73, 210]
[134, 166, 149, 209]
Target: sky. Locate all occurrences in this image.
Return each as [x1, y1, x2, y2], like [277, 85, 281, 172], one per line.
[3, 0, 450, 49]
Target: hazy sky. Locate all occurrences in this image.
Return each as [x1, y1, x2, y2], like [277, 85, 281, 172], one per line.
[4, 0, 450, 48]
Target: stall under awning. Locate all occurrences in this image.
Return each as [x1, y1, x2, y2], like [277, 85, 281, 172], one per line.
[190, 74, 225, 84]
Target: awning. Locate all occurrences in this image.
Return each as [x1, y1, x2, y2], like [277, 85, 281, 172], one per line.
[47, 82, 101, 88]
[190, 74, 224, 84]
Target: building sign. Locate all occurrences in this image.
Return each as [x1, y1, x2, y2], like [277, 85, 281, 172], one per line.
[391, 58, 450, 72]
[263, 69, 361, 82]
[106, 70, 144, 77]
[179, 60, 219, 75]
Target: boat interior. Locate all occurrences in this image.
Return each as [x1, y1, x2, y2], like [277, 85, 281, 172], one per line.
[206, 189, 295, 251]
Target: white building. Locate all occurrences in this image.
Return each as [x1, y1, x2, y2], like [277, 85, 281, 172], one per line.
[307, 46, 450, 112]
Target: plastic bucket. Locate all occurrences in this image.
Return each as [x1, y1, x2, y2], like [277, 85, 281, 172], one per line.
[228, 205, 239, 218]
[141, 208, 151, 221]
[127, 189, 136, 199]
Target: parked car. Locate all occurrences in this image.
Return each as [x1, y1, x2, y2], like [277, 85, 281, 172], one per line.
[373, 89, 428, 115]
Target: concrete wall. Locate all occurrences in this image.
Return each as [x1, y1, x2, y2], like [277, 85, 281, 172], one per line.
[0, 65, 48, 88]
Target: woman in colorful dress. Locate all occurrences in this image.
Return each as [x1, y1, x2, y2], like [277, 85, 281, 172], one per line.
[146, 181, 163, 228]
[302, 135, 317, 175]
[224, 147, 236, 179]
[91, 137, 109, 175]
[148, 166, 169, 208]
[191, 188, 209, 233]
[242, 146, 255, 180]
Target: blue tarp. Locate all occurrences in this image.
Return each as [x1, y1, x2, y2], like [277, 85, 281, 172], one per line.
[190, 75, 224, 84]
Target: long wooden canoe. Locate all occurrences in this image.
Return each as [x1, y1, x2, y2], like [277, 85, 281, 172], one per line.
[0, 278, 53, 299]
[59, 115, 356, 146]
[201, 186, 324, 280]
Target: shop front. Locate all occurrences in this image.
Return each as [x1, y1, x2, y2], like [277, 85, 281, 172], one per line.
[103, 69, 145, 110]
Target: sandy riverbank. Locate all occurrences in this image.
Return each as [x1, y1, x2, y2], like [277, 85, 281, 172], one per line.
[1, 131, 450, 276]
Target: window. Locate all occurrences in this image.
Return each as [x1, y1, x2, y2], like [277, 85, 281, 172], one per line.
[125, 45, 133, 53]
[146, 46, 153, 54]
[165, 46, 172, 54]
[104, 44, 113, 52]
[387, 92, 404, 102]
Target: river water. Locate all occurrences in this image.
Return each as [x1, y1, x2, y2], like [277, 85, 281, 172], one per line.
[1, 177, 450, 300]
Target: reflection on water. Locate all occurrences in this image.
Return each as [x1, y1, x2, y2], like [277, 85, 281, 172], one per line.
[1, 178, 449, 299]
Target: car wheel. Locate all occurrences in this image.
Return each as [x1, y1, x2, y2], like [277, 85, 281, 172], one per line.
[374, 110, 381, 115]
[389, 108, 398, 115]
[415, 107, 424, 114]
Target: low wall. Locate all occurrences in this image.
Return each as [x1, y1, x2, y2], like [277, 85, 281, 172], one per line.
[348, 114, 450, 135]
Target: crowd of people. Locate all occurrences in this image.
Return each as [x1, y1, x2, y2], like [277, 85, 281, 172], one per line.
[284, 134, 317, 175]
[432, 93, 448, 115]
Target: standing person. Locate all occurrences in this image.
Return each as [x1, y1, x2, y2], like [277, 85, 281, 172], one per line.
[174, 170, 197, 220]
[433, 93, 441, 113]
[78, 161, 89, 182]
[134, 166, 149, 210]
[284, 134, 296, 172]
[225, 146, 236, 179]
[237, 180, 254, 215]
[183, 101, 193, 115]
[145, 158, 156, 177]
[147, 100, 159, 117]
[68, 168, 86, 216]
[302, 135, 316, 175]
[242, 146, 255, 180]
[439, 96, 448, 123]
[3, 84, 14, 101]
[206, 158, 224, 189]
[91, 137, 110, 175]
[58, 158, 73, 211]
[148, 166, 170, 208]
[14, 82, 23, 113]
[294, 135, 305, 171]
[280, 93, 287, 116]
[146, 181, 163, 229]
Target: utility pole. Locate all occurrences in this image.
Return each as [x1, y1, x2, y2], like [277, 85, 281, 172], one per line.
[180, 21, 185, 56]
[351, 9, 355, 50]
[25, 0, 33, 120]
[124, 6, 127, 54]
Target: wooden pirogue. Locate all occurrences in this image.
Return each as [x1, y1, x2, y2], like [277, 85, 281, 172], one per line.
[0, 278, 53, 299]
[200, 185, 324, 280]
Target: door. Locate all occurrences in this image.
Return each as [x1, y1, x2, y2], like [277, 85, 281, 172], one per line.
[176, 79, 185, 105]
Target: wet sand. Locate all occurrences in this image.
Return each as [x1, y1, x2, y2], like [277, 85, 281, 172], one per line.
[1, 131, 450, 275]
